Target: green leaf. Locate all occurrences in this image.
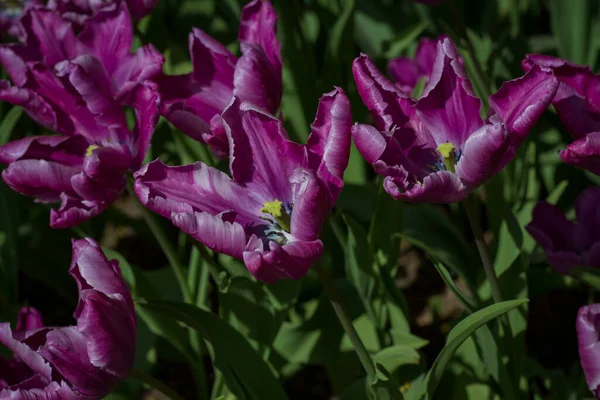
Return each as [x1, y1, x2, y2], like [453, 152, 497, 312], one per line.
[0, 106, 22, 145]
[422, 299, 529, 399]
[141, 300, 288, 400]
[548, 0, 598, 65]
[432, 262, 478, 313]
[369, 363, 404, 400]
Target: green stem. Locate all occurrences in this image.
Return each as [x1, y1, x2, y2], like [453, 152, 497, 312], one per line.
[315, 264, 377, 383]
[461, 196, 503, 304]
[127, 185, 192, 303]
[193, 241, 227, 279]
[129, 369, 186, 400]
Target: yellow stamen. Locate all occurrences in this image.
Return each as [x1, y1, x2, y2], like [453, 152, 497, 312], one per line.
[260, 199, 291, 232]
[436, 142, 457, 173]
[85, 144, 99, 157]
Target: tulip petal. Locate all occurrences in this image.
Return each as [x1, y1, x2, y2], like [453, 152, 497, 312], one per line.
[129, 81, 160, 167]
[489, 65, 558, 136]
[577, 304, 600, 398]
[559, 131, 600, 175]
[0, 135, 87, 166]
[384, 169, 466, 203]
[2, 159, 79, 200]
[415, 38, 483, 148]
[243, 239, 323, 283]
[306, 87, 352, 200]
[574, 187, 600, 249]
[352, 53, 414, 132]
[172, 211, 249, 259]
[238, 0, 281, 74]
[0, 324, 53, 381]
[134, 159, 263, 226]
[49, 193, 105, 229]
[233, 45, 281, 113]
[387, 57, 421, 92]
[16, 308, 44, 332]
[290, 169, 328, 241]
[0, 82, 57, 131]
[21, 9, 78, 66]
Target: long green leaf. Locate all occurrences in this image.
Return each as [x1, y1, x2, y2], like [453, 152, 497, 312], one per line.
[141, 300, 288, 400]
[423, 299, 528, 399]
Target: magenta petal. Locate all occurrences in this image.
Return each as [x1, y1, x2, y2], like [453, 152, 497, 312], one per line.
[172, 211, 248, 259]
[238, 0, 281, 73]
[454, 123, 509, 189]
[523, 54, 600, 139]
[76, 289, 135, 378]
[290, 169, 328, 242]
[0, 323, 53, 382]
[577, 304, 600, 398]
[386, 170, 466, 203]
[352, 53, 413, 132]
[243, 239, 323, 283]
[50, 194, 105, 229]
[574, 187, 600, 249]
[0, 135, 87, 166]
[21, 9, 78, 66]
[77, 2, 133, 78]
[129, 81, 160, 167]
[0, 381, 76, 400]
[126, 0, 158, 20]
[39, 327, 117, 398]
[189, 28, 237, 87]
[16, 308, 44, 332]
[0, 82, 57, 131]
[415, 38, 483, 148]
[387, 57, 421, 92]
[134, 159, 262, 226]
[559, 131, 600, 175]
[489, 65, 558, 136]
[113, 44, 164, 100]
[233, 46, 281, 113]
[306, 87, 352, 200]
[0, 47, 31, 87]
[2, 159, 79, 200]
[352, 123, 387, 165]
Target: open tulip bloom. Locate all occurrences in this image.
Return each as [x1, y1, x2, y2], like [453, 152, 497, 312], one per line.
[135, 88, 351, 283]
[0, 238, 136, 399]
[157, 0, 282, 158]
[523, 55, 600, 176]
[526, 187, 600, 274]
[577, 303, 600, 399]
[0, 3, 161, 228]
[352, 37, 558, 203]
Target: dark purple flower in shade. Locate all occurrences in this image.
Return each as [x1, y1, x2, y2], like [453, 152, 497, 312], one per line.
[352, 37, 558, 203]
[577, 303, 600, 399]
[135, 88, 351, 283]
[523, 55, 600, 175]
[0, 238, 136, 399]
[156, 0, 282, 158]
[0, 65, 160, 228]
[387, 37, 441, 93]
[526, 187, 600, 274]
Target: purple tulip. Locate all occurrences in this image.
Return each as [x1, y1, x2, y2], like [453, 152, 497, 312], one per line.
[523, 55, 600, 175]
[387, 37, 442, 93]
[526, 187, 600, 274]
[157, 0, 282, 158]
[47, 0, 158, 22]
[577, 303, 600, 399]
[352, 37, 558, 203]
[135, 88, 351, 283]
[0, 66, 160, 228]
[0, 238, 136, 399]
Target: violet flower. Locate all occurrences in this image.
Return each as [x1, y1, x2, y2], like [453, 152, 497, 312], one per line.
[0, 238, 136, 399]
[523, 55, 600, 175]
[0, 3, 163, 103]
[526, 187, 600, 274]
[135, 88, 351, 283]
[577, 303, 600, 399]
[47, 0, 158, 22]
[157, 0, 282, 158]
[387, 37, 440, 93]
[0, 62, 160, 228]
[0, 0, 44, 38]
[352, 37, 558, 203]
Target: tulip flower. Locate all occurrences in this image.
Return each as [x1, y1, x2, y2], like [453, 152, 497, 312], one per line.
[577, 303, 600, 399]
[352, 37, 558, 203]
[47, 0, 158, 22]
[0, 62, 160, 228]
[0, 238, 136, 399]
[0, 3, 163, 103]
[135, 88, 351, 283]
[387, 37, 440, 93]
[526, 187, 600, 273]
[523, 55, 600, 175]
[157, 0, 282, 158]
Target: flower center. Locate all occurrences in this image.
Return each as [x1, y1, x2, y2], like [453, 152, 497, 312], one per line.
[436, 142, 458, 173]
[260, 199, 291, 232]
[85, 144, 99, 157]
